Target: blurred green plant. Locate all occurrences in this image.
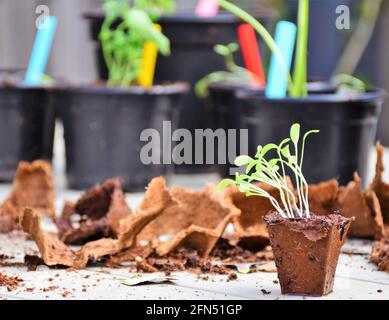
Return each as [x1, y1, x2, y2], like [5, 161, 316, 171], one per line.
[335, 0, 383, 76]
[217, 0, 307, 97]
[219, 0, 382, 97]
[332, 74, 366, 95]
[99, 0, 175, 87]
[195, 43, 256, 97]
[134, 0, 175, 20]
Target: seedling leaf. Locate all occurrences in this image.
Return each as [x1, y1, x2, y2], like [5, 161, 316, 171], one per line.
[246, 160, 257, 174]
[216, 179, 235, 192]
[235, 155, 253, 167]
[100, 0, 174, 87]
[260, 143, 278, 157]
[281, 145, 290, 157]
[290, 123, 300, 145]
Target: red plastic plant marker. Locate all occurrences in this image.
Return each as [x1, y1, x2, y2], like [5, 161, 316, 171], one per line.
[238, 24, 266, 86]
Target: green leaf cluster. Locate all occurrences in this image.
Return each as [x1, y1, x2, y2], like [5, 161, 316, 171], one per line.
[195, 43, 255, 97]
[99, 0, 175, 87]
[217, 123, 319, 219]
[217, 0, 308, 98]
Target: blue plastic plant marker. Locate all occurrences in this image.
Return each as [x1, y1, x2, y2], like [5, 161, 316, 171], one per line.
[265, 21, 297, 99]
[25, 16, 58, 85]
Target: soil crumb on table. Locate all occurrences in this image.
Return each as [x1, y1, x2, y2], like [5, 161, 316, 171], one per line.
[0, 272, 23, 291]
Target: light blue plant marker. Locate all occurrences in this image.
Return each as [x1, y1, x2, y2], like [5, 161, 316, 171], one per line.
[265, 21, 297, 99]
[25, 16, 58, 85]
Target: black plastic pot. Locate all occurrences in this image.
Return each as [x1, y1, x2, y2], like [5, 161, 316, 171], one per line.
[207, 81, 335, 178]
[207, 82, 259, 177]
[0, 85, 55, 181]
[59, 83, 188, 191]
[83, 10, 276, 174]
[235, 89, 386, 186]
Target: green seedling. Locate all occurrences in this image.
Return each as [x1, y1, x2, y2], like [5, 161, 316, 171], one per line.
[217, 123, 319, 219]
[217, 0, 300, 97]
[195, 43, 255, 97]
[134, 0, 175, 20]
[332, 74, 366, 95]
[99, 0, 174, 87]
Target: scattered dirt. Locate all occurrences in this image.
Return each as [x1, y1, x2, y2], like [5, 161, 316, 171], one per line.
[0, 272, 23, 291]
[227, 272, 237, 281]
[0, 254, 24, 267]
[121, 239, 274, 276]
[42, 285, 59, 292]
[261, 289, 271, 295]
[370, 238, 389, 272]
[62, 290, 72, 298]
[0, 261, 25, 268]
[211, 239, 273, 263]
[24, 255, 46, 271]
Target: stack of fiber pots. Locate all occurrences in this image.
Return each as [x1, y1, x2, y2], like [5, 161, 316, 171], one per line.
[83, 8, 276, 174]
[0, 72, 55, 181]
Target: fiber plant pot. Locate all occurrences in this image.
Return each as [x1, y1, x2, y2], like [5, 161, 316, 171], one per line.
[59, 83, 188, 191]
[236, 89, 386, 186]
[0, 84, 55, 181]
[83, 10, 276, 174]
[264, 212, 352, 296]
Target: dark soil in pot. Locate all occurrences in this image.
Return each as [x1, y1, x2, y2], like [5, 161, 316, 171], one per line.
[0, 84, 55, 181]
[58, 83, 188, 191]
[236, 89, 385, 186]
[264, 212, 352, 296]
[83, 10, 276, 174]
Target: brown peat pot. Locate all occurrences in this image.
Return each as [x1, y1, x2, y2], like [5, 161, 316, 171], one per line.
[264, 212, 353, 296]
